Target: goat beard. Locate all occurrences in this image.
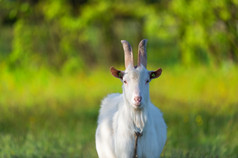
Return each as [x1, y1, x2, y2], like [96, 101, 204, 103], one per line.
[130, 107, 147, 132]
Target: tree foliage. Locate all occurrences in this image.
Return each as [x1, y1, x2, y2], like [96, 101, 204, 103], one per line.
[0, 0, 238, 70]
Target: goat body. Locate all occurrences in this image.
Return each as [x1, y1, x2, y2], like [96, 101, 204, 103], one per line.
[95, 40, 167, 158]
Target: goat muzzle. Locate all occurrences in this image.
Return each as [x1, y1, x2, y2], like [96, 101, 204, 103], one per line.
[134, 96, 142, 106]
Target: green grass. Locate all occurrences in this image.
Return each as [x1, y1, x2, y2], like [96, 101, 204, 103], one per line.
[0, 64, 238, 157]
[0, 106, 98, 157]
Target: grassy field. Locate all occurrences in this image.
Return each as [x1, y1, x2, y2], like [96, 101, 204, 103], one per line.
[0, 64, 238, 157]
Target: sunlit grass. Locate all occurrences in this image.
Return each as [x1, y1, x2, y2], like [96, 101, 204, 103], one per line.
[2, 64, 237, 108]
[0, 64, 237, 157]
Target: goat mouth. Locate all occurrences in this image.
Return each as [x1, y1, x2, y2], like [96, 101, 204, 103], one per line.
[133, 102, 142, 108]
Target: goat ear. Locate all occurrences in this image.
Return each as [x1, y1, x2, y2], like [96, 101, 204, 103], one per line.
[110, 67, 124, 79]
[150, 68, 162, 79]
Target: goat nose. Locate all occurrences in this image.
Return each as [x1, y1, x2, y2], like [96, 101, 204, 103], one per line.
[134, 96, 142, 103]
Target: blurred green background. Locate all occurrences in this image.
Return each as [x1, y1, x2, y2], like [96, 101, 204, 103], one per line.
[0, 0, 238, 157]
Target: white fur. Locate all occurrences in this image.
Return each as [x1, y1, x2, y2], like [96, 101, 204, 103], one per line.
[96, 65, 167, 158]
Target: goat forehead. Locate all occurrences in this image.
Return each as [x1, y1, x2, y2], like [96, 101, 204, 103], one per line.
[131, 70, 139, 80]
[127, 67, 148, 80]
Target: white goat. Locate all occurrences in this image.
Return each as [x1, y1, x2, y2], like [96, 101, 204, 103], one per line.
[95, 39, 167, 158]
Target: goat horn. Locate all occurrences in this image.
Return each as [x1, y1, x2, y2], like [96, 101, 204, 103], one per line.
[121, 40, 134, 68]
[138, 39, 148, 68]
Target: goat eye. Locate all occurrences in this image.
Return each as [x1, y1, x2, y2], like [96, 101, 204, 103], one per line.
[123, 80, 127, 84]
